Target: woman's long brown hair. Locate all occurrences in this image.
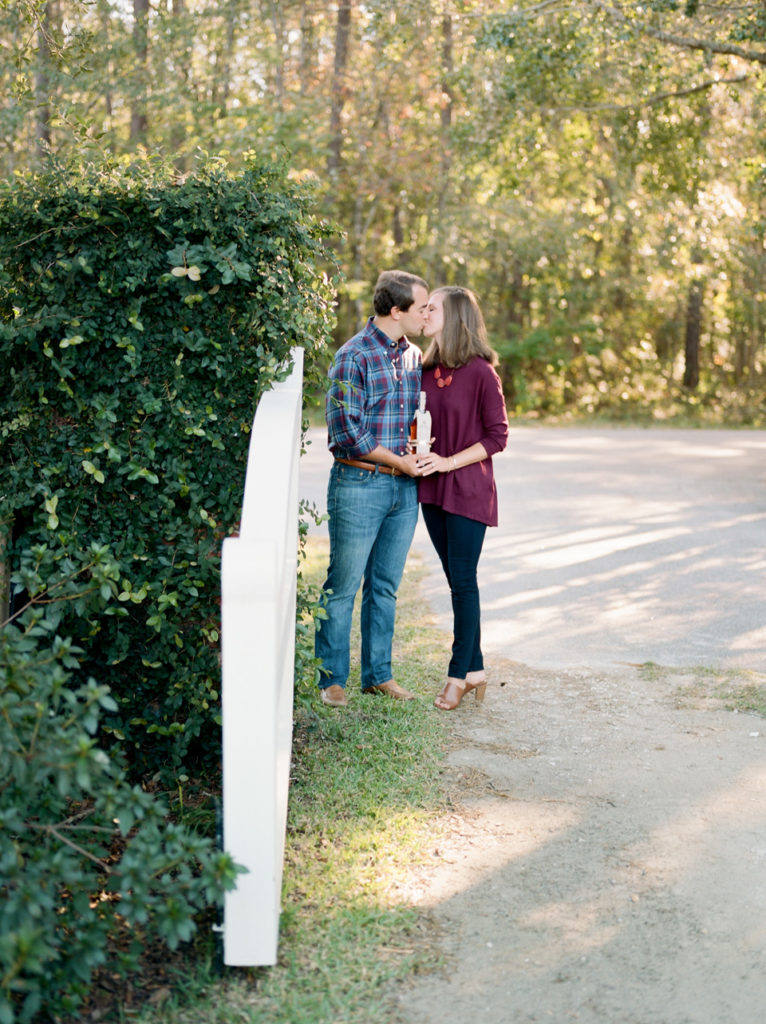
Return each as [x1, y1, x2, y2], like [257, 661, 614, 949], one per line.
[422, 286, 499, 370]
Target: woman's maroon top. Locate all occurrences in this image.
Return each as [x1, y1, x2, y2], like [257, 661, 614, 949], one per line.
[418, 356, 509, 526]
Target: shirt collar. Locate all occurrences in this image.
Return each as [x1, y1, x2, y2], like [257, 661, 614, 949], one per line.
[366, 316, 408, 352]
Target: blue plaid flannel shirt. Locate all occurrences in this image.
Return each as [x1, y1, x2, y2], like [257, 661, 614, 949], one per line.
[326, 317, 422, 459]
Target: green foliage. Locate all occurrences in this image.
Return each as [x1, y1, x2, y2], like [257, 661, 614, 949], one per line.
[294, 499, 328, 710]
[0, 601, 241, 1024]
[0, 154, 335, 774]
[0, 153, 336, 1021]
[6, 2, 766, 418]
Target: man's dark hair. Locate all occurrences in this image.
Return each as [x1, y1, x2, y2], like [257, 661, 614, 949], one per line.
[373, 270, 428, 316]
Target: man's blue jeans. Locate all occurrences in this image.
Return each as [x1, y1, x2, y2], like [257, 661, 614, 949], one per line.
[315, 462, 418, 691]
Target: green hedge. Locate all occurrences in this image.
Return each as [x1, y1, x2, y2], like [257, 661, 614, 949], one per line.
[0, 155, 336, 1020]
[0, 155, 335, 774]
[0, 597, 242, 1023]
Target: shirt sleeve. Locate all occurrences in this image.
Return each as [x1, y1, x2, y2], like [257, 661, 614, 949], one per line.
[326, 349, 378, 457]
[477, 364, 509, 458]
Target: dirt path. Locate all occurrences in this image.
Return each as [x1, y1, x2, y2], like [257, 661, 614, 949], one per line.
[394, 658, 766, 1024]
[300, 426, 766, 1020]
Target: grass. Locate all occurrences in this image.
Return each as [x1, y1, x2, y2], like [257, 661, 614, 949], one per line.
[135, 538, 452, 1024]
[120, 547, 766, 1022]
[637, 662, 766, 718]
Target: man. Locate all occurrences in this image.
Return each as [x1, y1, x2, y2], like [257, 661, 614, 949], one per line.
[315, 269, 429, 707]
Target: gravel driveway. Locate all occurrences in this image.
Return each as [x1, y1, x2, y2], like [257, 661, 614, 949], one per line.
[300, 425, 766, 1024]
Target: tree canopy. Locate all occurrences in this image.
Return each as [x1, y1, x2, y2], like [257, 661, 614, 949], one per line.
[3, 0, 766, 416]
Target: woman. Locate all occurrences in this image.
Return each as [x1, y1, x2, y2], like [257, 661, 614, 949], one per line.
[416, 287, 509, 710]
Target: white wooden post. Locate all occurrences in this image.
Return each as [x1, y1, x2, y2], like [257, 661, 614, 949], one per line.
[221, 347, 304, 966]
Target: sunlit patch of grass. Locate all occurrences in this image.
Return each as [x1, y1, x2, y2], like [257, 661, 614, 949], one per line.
[638, 661, 766, 718]
[140, 538, 451, 1024]
[704, 671, 766, 717]
[719, 682, 766, 717]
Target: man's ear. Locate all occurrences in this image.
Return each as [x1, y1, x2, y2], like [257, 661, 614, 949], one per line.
[390, 306, 402, 320]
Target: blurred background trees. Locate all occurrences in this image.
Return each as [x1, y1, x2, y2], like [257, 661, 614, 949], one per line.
[5, 0, 766, 418]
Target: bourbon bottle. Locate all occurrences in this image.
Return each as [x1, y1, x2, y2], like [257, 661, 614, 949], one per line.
[409, 391, 432, 455]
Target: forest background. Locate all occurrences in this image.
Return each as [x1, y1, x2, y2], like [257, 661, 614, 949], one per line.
[6, 0, 766, 422]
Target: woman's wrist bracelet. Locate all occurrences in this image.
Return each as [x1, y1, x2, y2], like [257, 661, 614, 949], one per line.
[450, 456, 457, 472]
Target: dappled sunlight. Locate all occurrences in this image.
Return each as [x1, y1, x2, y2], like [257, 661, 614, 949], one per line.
[663, 440, 766, 460]
[621, 762, 766, 892]
[516, 899, 622, 957]
[298, 427, 766, 1022]
[475, 525, 754, 657]
[733, 625, 766, 652]
[301, 426, 766, 670]
[486, 521, 664, 556]
[522, 524, 691, 571]
[403, 800, 579, 909]
[394, 665, 766, 1021]
[481, 547, 710, 611]
[525, 433, 622, 453]
[468, 429, 766, 670]
[482, 582, 568, 609]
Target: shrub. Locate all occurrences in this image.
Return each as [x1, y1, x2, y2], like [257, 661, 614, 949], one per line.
[0, 154, 336, 1020]
[0, 580, 242, 1024]
[0, 154, 336, 775]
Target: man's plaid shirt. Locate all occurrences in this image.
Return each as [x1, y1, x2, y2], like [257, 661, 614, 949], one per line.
[326, 317, 422, 459]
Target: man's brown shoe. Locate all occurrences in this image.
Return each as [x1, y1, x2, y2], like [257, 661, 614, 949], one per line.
[320, 684, 348, 708]
[362, 680, 415, 700]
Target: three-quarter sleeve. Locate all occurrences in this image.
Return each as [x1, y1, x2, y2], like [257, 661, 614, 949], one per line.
[477, 364, 509, 458]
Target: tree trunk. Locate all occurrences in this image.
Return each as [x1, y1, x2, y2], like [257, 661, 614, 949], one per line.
[733, 325, 750, 383]
[508, 253, 527, 327]
[99, 0, 113, 119]
[211, 0, 238, 113]
[433, 12, 455, 271]
[171, 0, 187, 170]
[130, 0, 150, 144]
[34, 1, 53, 162]
[392, 203, 403, 248]
[438, 12, 453, 217]
[736, 252, 764, 382]
[733, 267, 752, 382]
[612, 222, 632, 312]
[327, 0, 352, 177]
[655, 306, 680, 366]
[267, 0, 285, 111]
[299, 0, 317, 95]
[682, 279, 703, 389]
[424, 14, 454, 280]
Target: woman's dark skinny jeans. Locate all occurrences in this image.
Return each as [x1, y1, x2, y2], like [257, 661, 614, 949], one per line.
[421, 503, 487, 678]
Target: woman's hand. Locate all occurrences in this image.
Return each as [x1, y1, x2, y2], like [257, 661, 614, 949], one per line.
[416, 452, 450, 476]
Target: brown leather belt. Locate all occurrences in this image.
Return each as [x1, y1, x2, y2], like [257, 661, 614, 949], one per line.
[335, 457, 402, 477]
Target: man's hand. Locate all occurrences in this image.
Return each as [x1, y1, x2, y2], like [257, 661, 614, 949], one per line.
[364, 444, 422, 478]
[398, 452, 421, 477]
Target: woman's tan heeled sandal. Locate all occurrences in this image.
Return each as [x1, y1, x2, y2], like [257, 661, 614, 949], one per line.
[434, 677, 487, 711]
